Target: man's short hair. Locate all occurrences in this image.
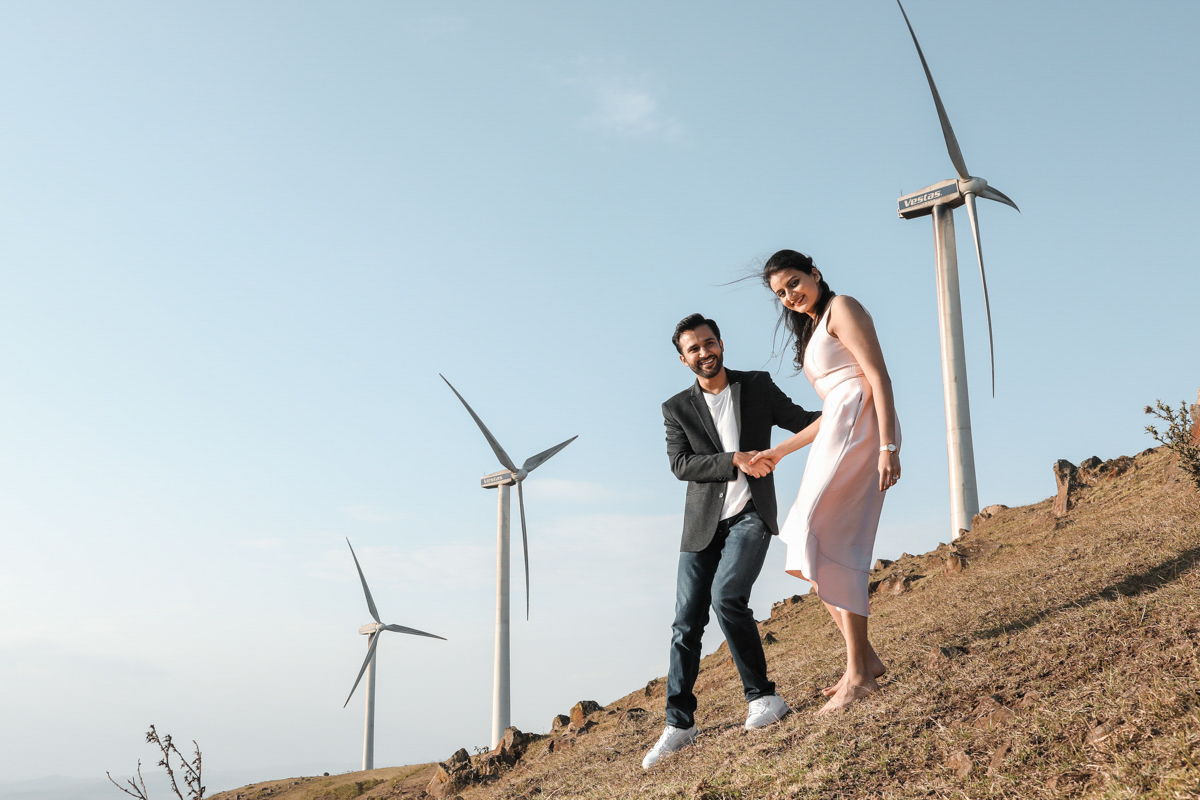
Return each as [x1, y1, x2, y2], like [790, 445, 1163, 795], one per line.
[672, 313, 721, 354]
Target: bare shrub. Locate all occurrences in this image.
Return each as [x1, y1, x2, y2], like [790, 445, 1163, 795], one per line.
[1145, 399, 1200, 489]
[107, 725, 204, 800]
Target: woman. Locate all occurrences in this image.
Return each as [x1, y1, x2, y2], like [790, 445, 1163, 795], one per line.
[750, 249, 901, 715]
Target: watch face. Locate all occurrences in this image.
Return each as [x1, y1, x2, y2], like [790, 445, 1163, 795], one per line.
[887, 444, 897, 452]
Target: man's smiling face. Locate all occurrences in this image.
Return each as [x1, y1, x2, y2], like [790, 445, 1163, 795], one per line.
[677, 325, 724, 379]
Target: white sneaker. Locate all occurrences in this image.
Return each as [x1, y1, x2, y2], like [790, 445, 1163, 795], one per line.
[641, 724, 698, 768]
[745, 694, 791, 730]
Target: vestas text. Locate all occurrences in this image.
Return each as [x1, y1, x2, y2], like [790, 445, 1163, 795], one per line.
[903, 190, 944, 207]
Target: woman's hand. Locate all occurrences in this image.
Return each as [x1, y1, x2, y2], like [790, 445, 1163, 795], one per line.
[748, 448, 782, 477]
[733, 450, 774, 478]
[879, 450, 901, 492]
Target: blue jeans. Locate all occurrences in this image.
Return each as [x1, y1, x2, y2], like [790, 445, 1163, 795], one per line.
[666, 508, 774, 729]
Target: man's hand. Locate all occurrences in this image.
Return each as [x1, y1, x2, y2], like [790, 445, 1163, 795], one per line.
[748, 448, 783, 477]
[733, 451, 775, 478]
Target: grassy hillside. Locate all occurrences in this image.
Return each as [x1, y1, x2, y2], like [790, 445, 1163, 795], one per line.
[212, 447, 1200, 800]
[207, 764, 434, 800]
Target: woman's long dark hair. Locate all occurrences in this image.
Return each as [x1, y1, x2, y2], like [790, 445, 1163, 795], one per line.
[761, 249, 835, 372]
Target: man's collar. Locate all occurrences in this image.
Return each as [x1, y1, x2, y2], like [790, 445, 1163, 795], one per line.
[691, 368, 740, 397]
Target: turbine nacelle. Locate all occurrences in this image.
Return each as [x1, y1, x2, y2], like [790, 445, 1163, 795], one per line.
[481, 468, 530, 485]
[481, 469, 516, 488]
[898, 176, 1016, 221]
[897, 178, 962, 219]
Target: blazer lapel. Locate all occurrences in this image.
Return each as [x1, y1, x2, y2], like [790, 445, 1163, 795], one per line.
[689, 382, 723, 451]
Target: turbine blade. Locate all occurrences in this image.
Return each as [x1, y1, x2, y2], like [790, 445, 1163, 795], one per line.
[979, 184, 1020, 212]
[521, 435, 578, 474]
[346, 539, 381, 624]
[517, 480, 530, 621]
[343, 631, 381, 708]
[896, 0, 970, 180]
[963, 193, 996, 397]
[440, 375, 518, 473]
[382, 623, 446, 641]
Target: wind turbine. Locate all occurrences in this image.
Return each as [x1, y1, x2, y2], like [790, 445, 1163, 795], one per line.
[342, 538, 445, 771]
[440, 375, 577, 747]
[894, 0, 1019, 540]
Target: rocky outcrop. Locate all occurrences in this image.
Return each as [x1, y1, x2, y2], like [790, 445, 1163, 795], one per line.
[1056, 454, 1143, 517]
[427, 749, 475, 799]
[1052, 460, 1079, 517]
[476, 727, 537, 776]
[1079, 455, 1134, 483]
[619, 707, 647, 723]
[770, 594, 805, 617]
[971, 504, 1008, 527]
[569, 700, 601, 729]
[427, 727, 543, 798]
[875, 572, 919, 596]
[540, 702, 604, 753]
[499, 727, 536, 758]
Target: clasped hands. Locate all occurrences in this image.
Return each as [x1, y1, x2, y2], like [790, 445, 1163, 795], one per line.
[733, 449, 781, 479]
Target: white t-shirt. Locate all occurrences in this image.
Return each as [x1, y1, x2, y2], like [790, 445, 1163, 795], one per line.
[703, 384, 751, 521]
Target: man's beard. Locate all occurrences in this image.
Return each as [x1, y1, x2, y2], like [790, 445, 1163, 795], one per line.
[689, 353, 723, 378]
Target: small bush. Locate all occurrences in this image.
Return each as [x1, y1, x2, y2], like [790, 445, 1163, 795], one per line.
[107, 725, 204, 800]
[1145, 398, 1200, 489]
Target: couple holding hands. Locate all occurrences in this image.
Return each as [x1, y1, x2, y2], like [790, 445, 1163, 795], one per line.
[644, 249, 901, 769]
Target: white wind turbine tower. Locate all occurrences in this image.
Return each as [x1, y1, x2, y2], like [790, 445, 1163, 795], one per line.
[894, 0, 1019, 540]
[342, 539, 445, 771]
[441, 375, 577, 748]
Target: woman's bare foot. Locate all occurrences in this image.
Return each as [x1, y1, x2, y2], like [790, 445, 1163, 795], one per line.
[820, 674, 845, 698]
[820, 654, 886, 697]
[816, 676, 878, 715]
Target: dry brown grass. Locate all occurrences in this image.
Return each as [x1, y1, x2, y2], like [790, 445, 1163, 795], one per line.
[207, 764, 434, 800]
[458, 448, 1200, 800]
[209, 448, 1200, 800]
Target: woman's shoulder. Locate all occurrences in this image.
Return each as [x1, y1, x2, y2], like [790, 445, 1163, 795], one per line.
[826, 295, 872, 333]
[829, 294, 867, 313]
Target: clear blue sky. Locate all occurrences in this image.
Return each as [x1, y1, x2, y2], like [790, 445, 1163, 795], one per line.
[1, 1, 1197, 795]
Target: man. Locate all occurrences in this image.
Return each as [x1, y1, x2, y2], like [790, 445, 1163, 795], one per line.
[642, 313, 821, 769]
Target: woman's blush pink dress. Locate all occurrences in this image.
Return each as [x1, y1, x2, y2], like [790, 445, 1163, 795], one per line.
[778, 306, 899, 617]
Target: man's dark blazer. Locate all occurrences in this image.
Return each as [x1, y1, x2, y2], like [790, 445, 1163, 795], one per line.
[663, 368, 820, 552]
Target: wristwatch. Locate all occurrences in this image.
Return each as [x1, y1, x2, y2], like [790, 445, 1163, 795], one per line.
[880, 443, 897, 453]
